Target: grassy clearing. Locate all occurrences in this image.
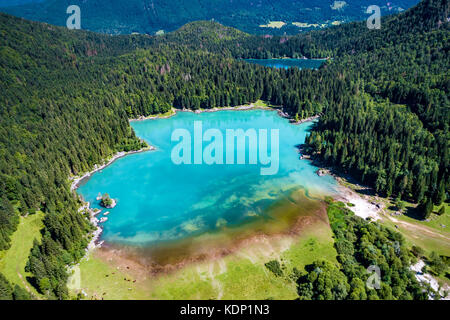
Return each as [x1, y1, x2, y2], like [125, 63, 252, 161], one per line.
[69, 253, 153, 300]
[157, 221, 336, 300]
[422, 203, 449, 232]
[335, 176, 449, 257]
[385, 216, 450, 256]
[259, 21, 287, 29]
[253, 100, 270, 108]
[373, 198, 450, 256]
[150, 265, 218, 300]
[280, 222, 337, 273]
[382, 198, 449, 233]
[0, 211, 44, 297]
[197, 100, 271, 112]
[71, 219, 336, 300]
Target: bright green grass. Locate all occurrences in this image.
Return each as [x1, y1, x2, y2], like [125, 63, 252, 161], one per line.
[280, 223, 337, 273]
[69, 254, 153, 300]
[338, 178, 450, 256]
[154, 108, 176, 118]
[217, 258, 297, 300]
[381, 216, 450, 256]
[150, 265, 218, 300]
[160, 221, 336, 300]
[253, 100, 270, 108]
[423, 204, 450, 232]
[377, 199, 450, 256]
[0, 211, 44, 297]
[385, 200, 450, 233]
[71, 220, 337, 300]
[193, 100, 271, 112]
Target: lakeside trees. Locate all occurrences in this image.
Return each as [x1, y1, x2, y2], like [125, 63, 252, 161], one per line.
[305, 95, 447, 209]
[160, 1, 448, 213]
[0, 273, 31, 300]
[297, 201, 430, 300]
[301, 1, 449, 215]
[0, 0, 447, 298]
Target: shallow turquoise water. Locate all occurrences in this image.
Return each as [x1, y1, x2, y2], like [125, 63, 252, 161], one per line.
[244, 58, 325, 70]
[77, 110, 338, 246]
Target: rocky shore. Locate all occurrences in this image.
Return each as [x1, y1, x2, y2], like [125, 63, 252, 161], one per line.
[70, 145, 155, 256]
[70, 146, 155, 192]
[72, 105, 319, 260]
[129, 102, 320, 127]
[77, 202, 103, 252]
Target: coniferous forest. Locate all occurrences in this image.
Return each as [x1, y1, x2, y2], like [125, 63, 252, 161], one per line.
[0, 0, 448, 299]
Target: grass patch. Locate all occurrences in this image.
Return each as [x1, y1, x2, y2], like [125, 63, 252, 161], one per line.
[281, 222, 337, 274]
[422, 203, 450, 232]
[335, 176, 450, 257]
[0, 211, 44, 298]
[380, 214, 450, 256]
[259, 21, 287, 29]
[217, 257, 297, 300]
[71, 218, 337, 300]
[379, 199, 450, 256]
[346, 202, 355, 207]
[150, 266, 217, 300]
[70, 253, 154, 300]
[253, 100, 269, 108]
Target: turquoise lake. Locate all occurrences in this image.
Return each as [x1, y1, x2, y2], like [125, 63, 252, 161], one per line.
[77, 110, 339, 246]
[244, 58, 325, 70]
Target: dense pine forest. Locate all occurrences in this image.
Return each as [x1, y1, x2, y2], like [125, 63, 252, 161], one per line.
[297, 199, 431, 300]
[160, 0, 449, 209]
[0, 0, 448, 299]
[1, 0, 420, 36]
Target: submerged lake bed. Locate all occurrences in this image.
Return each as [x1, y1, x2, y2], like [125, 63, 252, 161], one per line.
[77, 110, 339, 251]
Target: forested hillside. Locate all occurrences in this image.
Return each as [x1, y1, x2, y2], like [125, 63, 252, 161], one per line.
[303, 0, 449, 208]
[162, 0, 449, 208]
[297, 199, 431, 300]
[0, 0, 448, 299]
[1, 0, 419, 35]
[0, 11, 347, 298]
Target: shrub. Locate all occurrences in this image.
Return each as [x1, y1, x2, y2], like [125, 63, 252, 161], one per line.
[265, 260, 283, 277]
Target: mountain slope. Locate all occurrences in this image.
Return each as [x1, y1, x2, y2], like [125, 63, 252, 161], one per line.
[0, 0, 448, 299]
[1, 11, 334, 297]
[163, 0, 449, 59]
[1, 0, 420, 35]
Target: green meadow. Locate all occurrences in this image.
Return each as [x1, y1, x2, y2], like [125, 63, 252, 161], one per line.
[69, 219, 336, 300]
[0, 211, 44, 298]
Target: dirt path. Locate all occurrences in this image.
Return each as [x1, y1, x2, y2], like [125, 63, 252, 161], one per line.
[387, 215, 450, 241]
[336, 180, 449, 242]
[16, 267, 41, 300]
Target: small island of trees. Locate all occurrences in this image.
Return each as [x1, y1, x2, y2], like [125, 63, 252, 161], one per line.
[100, 193, 116, 209]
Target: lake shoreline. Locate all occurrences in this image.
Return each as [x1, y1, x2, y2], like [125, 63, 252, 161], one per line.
[70, 146, 155, 192]
[88, 191, 329, 279]
[129, 101, 320, 125]
[69, 146, 156, 254]
[73, 106, 321, 268]
[297, 151, 384, 221]
[242, 57, 329, 61]
[128, 102, 274, 122]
